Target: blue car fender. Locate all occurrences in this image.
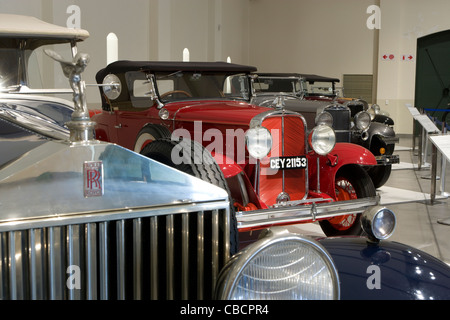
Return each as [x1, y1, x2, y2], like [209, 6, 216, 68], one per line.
[318, 237, 450, 300]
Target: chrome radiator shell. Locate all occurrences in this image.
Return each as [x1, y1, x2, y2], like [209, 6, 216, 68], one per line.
[0, 140, 231, 300]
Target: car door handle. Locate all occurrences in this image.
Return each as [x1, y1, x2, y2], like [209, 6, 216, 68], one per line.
[115, 123, 122, 129]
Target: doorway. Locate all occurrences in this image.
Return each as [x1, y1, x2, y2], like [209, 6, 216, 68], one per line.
[415, 29, 450, 126]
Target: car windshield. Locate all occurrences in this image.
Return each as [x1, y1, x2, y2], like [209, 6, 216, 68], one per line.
[253, 77, 302, 95]
[0, 44, 73, 98]
[301, 79, 336, 97]
[154, 71, 250, 102]
[0, 48, 21, 89]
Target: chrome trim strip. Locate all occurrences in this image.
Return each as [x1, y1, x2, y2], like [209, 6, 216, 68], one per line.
[9, 232, 17, 299]
[0, 233, 6, 299]
[133, 218, 142, 299]
[67, 225, 81, 300]
[116, 220, 126, 299]
[211, 210, 219, 294]
[197, 211, 204, 299]
[48, 227, 64, 300]
[86, 223, 97, 300]
[150, 217, 159, 300]
[150, 216, 158, 300]
[181, 213, 189, 299]
[166, 215, 174, 299]
[236, 196, 380, 229]
[99, 222, 109, 300]
[223, 207, 230, 263]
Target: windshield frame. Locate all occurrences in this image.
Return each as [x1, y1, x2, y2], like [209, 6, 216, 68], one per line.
[251, 75, 304, 98]
[152, 70, 252, 103]
[0, 39, 76, 94]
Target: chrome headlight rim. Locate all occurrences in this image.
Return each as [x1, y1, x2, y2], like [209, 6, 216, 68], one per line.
[315, 111, 334, 127]
[367, 104, 381, 120]
[309, 124, 336, 156]
[245, 126, 273, 159]
[371, 103, 381, 114]
[215, 228, 340, 300]
[102, 74, 122, 100]
[361, 206, 397, 242]
[354, 111, 371, 131]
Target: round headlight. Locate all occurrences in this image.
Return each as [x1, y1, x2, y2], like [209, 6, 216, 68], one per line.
[354, 111, 371, 131]
[102, 74, 122, 100]
[315, 111, 333, 127]
[309, 125, 336, 155]
[245, 126, 272, 159]
[215, 228, 340, 300]
[361, 206, 396, 242]
[372, 104, 381, 114]
[368, 104, 380, 120]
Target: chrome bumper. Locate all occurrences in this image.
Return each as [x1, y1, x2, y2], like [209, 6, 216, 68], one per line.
[236, 195, 380, 229]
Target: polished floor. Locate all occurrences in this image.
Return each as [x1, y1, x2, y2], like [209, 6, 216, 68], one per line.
[289, 134, 450, 265]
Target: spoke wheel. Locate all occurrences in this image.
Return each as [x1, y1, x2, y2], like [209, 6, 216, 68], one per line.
[319, 166, 376, 236]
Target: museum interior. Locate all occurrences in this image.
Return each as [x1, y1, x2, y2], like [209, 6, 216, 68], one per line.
[2, 0, 450, 302]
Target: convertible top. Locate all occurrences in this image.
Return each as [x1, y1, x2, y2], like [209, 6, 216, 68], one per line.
[96, 60, 257, 81]
[0, 14, 89, 41]
[301, 74, 340, 84]
[256, 73, 340, 83]
[0, 14, 89, 50]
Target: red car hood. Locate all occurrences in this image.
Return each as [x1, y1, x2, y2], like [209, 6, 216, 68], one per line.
[165, 100, 270, 127]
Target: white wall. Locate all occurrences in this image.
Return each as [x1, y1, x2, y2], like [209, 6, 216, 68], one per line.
[248, 0, 377, 80]
[377, 0, 450, 134]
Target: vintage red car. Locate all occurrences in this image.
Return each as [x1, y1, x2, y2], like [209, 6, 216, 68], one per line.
[92, 61, 379, 236]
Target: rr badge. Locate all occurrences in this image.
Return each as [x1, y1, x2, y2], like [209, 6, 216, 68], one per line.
[83, 161, 104, 197]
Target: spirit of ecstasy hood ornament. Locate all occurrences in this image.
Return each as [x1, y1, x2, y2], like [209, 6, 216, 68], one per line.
[45, 49, 96, 143]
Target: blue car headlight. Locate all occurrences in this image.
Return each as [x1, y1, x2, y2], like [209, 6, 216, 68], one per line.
[215, 228, 340, 300]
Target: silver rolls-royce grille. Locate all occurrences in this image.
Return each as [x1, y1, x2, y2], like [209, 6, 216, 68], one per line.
[0, 208, 230, 300]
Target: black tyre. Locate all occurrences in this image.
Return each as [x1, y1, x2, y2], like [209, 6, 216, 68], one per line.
[140, 137, 239, 255]
[319, 165, 376, 236]
[367, 164, 392, 189]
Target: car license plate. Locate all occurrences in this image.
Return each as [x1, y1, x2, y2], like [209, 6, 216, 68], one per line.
[270, 156, 307, 170]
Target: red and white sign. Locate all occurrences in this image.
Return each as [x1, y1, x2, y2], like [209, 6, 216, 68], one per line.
[402, 54, 414, 62]
[382, 54, 395, 61]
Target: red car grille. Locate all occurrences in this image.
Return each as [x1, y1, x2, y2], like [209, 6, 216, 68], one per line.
[259, 115, 307, 206]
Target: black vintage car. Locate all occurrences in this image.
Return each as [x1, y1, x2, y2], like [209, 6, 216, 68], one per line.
[251, 73, 399, 188]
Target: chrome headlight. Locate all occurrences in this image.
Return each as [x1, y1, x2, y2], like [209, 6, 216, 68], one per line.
[361, 206, 396, 243]
[315, 111, 333, 127]
[309, 125, 336, 155]
[368, 104, 380, 120]
[245, 126, 272, 159]
[354, 111, 371, 131]
[215, 228, 340, 300]
[372, 103, 381, 114]
[102, 74, 122, 100]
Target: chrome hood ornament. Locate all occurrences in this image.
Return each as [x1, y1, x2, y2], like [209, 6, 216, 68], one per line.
[45, 49, 96, 142]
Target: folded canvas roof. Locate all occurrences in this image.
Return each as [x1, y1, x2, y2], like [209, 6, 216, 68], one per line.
[0, 14, 89, 41]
